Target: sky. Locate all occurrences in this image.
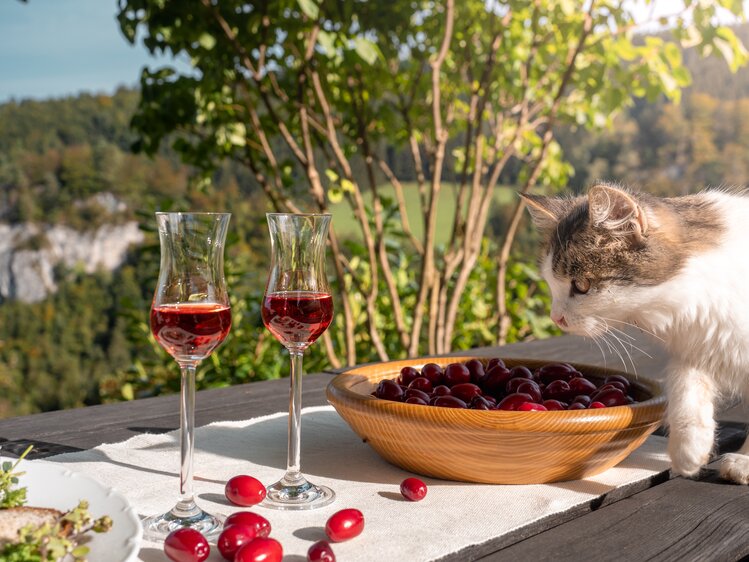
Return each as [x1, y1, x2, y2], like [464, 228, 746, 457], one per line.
[0, 1, 746, 104]
[0, 0, 185, 103]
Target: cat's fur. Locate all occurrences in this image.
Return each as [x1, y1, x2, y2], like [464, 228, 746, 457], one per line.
[523, 183, 749, 484]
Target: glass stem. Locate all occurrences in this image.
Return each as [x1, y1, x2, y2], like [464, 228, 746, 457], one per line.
[286, 349, 305, 484]
[174, 362, 199, 517]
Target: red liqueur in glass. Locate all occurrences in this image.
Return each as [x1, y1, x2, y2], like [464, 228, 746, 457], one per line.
[151, 302, 232, 361]
[261, 291, 333, 348]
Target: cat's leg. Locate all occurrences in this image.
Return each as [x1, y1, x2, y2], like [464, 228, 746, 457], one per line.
[720, 442, 749, 484]
[719, 434, 749, 484]
[666, 363, 716, 477]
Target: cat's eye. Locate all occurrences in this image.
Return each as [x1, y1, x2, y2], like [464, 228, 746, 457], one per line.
[571, 278, 591, 295]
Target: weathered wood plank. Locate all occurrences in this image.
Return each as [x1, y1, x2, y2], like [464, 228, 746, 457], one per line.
[0, 374, 334, 456]
[478, 463, 749, 562]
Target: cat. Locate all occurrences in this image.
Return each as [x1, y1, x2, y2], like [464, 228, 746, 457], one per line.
[522, 183, 749, 485]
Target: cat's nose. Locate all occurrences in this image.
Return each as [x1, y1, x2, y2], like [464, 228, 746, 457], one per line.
[551, 313, 568, 328]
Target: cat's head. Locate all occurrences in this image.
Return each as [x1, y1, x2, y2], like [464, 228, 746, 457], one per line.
[522, 184, 682, 338]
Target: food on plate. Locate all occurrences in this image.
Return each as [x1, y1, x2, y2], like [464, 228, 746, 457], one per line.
[0, 447, 112, 562]
[0, 507, 69, 544]
[372, 359, 639, 411]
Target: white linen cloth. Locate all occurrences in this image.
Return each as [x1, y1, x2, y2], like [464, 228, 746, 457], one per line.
[51, 405, 670, 561]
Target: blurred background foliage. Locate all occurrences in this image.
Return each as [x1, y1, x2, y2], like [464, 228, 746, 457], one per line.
[1, 1, 748, 417]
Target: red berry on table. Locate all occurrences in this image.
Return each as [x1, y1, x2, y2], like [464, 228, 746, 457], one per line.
[400, 477, 428, 501]
[217, 525, 255, 561]
[234, 537, 283, 562]
[307, 540, 336, 562]
[225, 511, 272, 538]
[225, 475, 267, 506]
[325, 508, 365, 542]
[164, 528, 210, 562]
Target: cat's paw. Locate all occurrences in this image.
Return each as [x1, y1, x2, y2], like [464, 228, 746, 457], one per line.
[668, 427, 714, 477]
[719, 453, 749, 485]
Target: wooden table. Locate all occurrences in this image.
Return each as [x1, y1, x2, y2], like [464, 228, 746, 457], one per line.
[1, 333, 748, 561]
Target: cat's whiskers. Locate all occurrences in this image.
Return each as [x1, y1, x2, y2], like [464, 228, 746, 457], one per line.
[597, 316, 665, 343]
[605, 326, 653, 359]
[588, 333, 609, 370]
[597, 318, 638, 374]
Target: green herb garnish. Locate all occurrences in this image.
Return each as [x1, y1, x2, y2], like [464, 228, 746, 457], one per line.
[0, 446, 113, 562]
[1, 500, 113, 562]
[0, 445, 33, 509]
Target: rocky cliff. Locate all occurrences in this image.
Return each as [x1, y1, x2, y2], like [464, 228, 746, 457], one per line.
[0, 222, 144, 303]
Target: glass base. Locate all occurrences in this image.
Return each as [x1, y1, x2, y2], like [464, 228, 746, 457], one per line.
[262, 475, 335, 511]
[142, 501, 224, 541]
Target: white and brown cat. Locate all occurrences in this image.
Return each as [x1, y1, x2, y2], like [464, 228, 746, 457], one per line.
[523, 183, 749, 484]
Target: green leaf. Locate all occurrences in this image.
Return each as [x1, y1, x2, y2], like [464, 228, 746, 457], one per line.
[353, 36, 379, 65]
[297, 0, 319, 20]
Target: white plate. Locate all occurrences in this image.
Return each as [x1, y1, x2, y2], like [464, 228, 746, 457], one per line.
[3, 457, 143, 562]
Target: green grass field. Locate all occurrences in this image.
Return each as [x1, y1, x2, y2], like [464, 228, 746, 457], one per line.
[330, 182, 516, 245]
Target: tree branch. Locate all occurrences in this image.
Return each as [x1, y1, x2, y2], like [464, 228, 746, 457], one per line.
[408, 0, 455, 356]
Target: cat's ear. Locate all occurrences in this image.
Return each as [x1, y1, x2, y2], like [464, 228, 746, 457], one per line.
[588, 184, 648, 244]
[520, 194, 569, 233]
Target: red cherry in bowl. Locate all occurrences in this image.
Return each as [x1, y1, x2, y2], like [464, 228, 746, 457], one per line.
[217, 525, 255, 561]
[399, 366, 421, 386]
[225, 475, 267, 507]
[164, 528, 210, 562]
[432, 395, 468, 408]
[568, 376, 598, 396]
[234, 537, 283, 562]
[420, 363, 444, 385]
[400, 477, 428, 501]
[464, 359, 486, 384]
[518, 402, 547, 411]
[449, 383, 482, 403]
[542, 399, 567, 411]
[307, 540, 336, 562]
[591, 387, 629, 407]
[375, 379, 405, 401]
[444, 363, 471, 386]
[225, 511, 271, 538]
[496, 392, 534, 411]
[325, 508, 365, 542]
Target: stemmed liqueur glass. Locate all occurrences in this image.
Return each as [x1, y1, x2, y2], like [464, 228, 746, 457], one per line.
[261, 213, 335, 510]
[142, 212, 232, 540]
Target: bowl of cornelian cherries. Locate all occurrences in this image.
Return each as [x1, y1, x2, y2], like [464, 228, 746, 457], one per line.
[326, 357, 666, 484]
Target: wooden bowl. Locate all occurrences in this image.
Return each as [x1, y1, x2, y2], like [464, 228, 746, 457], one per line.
[326, 356, 666, 484]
